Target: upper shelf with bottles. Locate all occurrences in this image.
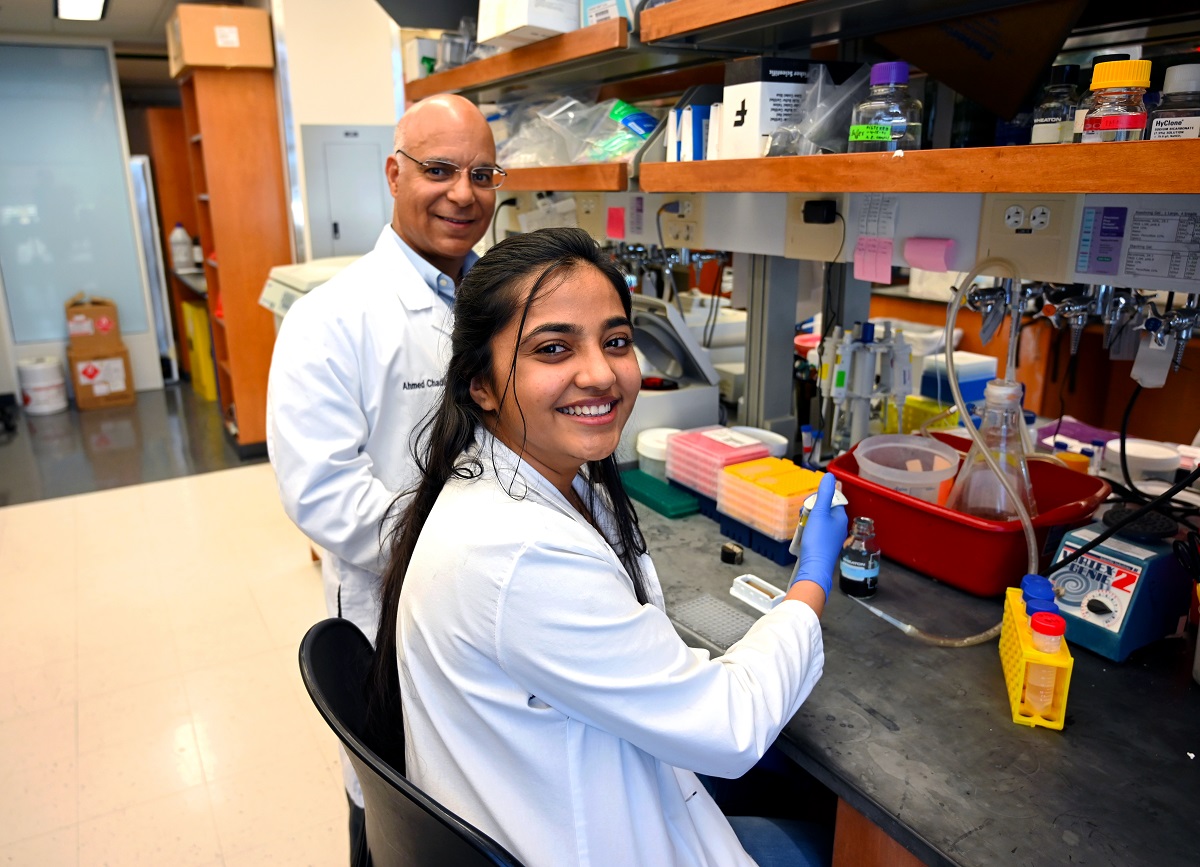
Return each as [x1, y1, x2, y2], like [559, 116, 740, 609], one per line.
[404, 18, 716, 103]
[403, 4, 1200, 195]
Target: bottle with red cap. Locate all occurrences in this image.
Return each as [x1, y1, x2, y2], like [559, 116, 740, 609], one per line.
[847, 61, 923, 153]
[1026, 612, 1066, 714]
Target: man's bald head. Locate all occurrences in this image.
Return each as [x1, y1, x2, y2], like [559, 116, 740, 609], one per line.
[393, 94, 493, 154]
[386, 94, 498, 279]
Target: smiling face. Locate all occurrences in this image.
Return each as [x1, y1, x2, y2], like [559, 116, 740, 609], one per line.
[387, 96, 497, 278]
[469, 264, 641, 497]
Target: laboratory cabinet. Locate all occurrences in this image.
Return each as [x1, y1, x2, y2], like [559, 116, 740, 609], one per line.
[398, 5, 1200, 864]
[176, 66, 292, 454]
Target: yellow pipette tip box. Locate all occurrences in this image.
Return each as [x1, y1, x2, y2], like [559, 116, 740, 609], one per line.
[999, 587, 1074, 730]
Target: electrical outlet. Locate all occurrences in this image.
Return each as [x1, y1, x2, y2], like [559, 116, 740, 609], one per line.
[575, 193, 607, 239]
[657, 194, 704, 247]
[979, 194, 1081, 282]
[784, 193, 848, 261]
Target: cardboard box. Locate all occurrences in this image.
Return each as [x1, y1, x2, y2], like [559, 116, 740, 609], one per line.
[68, 345, 136, 411]
[720, 58, 860, 160]
[167, 4, 274, 79]
[64, 293, 123, 353]
[478, 0, 579, 50]
[581, 0, 631, 28]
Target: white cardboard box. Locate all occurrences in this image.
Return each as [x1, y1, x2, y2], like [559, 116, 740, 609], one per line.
[478, 0, 580, 50]
[720, 58, 856, 160]
[580, 0, 630, 27]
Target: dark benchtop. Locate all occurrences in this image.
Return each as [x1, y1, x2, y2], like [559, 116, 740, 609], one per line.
[643, 509, 1199, 867]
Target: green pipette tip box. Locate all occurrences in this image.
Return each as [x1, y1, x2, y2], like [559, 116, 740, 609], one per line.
[621, 469, 699, 518]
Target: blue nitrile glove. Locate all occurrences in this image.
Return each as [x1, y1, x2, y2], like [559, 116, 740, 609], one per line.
[787, 473, 849, 600]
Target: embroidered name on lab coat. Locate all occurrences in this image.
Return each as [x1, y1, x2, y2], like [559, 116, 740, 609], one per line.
[402, 377, 445, 391]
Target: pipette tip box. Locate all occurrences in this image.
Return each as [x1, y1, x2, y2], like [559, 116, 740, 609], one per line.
[621, 470, 699, 518]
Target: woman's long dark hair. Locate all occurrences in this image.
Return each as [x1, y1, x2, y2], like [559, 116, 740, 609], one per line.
[369, 227, 649, 727]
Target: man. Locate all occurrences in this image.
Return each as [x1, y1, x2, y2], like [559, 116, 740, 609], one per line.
[266, 93, 499, 853]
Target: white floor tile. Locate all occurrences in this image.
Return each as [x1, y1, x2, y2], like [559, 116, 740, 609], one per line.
[77, 786, 223, 867]
[0, 466, 347, 866]
[77, 722, 205, 820]
[0, 825, 78, 867]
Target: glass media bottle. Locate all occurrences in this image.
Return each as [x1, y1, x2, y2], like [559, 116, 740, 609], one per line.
[1071, 52, 1130, 142]
[946, 379, 1038, 522]
[839, 517, 880, 598]
[1148, 63, 1200, 140]
[848, 61, 923, 152]
[1081, 59, 1152, 143]
[1030, 64, 1080, 144]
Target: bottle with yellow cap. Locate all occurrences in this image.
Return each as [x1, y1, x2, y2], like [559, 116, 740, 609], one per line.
[1081, 59, 1153, 143]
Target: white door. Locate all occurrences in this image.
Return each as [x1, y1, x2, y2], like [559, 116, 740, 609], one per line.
[325, 141, 391, 257]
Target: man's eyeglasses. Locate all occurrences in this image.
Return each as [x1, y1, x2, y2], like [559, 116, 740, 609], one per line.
[394, 148, 506, 191]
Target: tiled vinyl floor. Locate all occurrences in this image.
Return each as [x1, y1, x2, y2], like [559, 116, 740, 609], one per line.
[0, 464, 348, 866]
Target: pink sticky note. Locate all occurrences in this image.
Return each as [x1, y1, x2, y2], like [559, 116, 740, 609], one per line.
[606, 206, 626, 240]
[853, 236, 893, 285]
[903, 237, 956, 272]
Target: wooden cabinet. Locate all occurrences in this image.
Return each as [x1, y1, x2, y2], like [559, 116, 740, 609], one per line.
[177, 67, 292, 454]
[139, 107, 199, 376]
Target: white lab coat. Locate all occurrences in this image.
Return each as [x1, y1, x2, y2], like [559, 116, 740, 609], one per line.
[268, 227, 453, 641]
[397, 432, 825, 867]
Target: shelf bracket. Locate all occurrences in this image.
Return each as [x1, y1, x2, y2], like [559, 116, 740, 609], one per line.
[742, 254, 801, 446]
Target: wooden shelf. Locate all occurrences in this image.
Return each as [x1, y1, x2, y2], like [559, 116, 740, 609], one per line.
[405, 18, 716, 101]
[503, 163, 629, 192]
[173, 270, 207, 297]
[639, 0, 1032, 50]
[178, 67, 291, 450]
[639, 139, 1200, 194]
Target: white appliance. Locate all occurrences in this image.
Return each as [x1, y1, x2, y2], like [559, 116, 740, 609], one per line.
[258, 256, 360, 331]
[617, 294, 722, 466]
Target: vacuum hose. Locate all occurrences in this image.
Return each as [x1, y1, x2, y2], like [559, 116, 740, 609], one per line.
[857, 258, 1037, 648]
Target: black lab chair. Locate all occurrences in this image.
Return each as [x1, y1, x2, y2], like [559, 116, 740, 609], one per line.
[299, 618, 525, 867]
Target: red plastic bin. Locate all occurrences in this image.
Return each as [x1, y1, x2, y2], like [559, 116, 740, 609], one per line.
[827, 438, 1110, 597]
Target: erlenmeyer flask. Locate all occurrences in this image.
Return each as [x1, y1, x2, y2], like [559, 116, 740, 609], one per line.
[946, 379, 1037, 521]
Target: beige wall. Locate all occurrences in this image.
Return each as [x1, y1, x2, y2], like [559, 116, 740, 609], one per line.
[258, 0, 401, 261]
[274, 0, 398, 127]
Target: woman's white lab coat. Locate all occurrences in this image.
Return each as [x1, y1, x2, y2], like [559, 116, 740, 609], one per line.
[397, 432, 825, 867]
[268, 227, 452, 642]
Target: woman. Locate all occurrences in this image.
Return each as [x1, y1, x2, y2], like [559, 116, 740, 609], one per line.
[372, 227, 847, 867]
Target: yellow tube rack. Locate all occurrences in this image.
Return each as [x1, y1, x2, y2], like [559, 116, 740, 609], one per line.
[998, 587, 1074, 730]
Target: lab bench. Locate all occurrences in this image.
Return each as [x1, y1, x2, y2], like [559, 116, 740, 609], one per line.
[644, 508, 1200, 867]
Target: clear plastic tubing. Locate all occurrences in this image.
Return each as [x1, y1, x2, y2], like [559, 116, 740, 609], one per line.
[1027, 612, 1066, 714]
[942, 258, 1038, 578]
